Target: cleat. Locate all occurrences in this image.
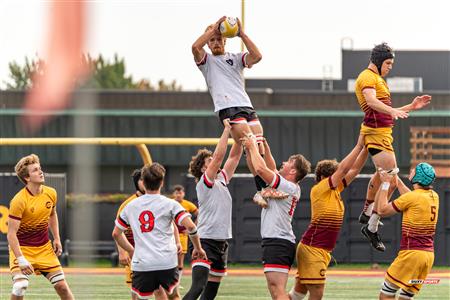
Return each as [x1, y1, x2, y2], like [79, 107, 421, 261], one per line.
[253, 191, 268, 208]
[358, 212, 370, 224]
[260, 187, 289, 200]
[361, 225, 386, 252]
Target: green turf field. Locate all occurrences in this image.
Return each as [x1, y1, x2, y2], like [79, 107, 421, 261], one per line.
[0, 273, 448, 300]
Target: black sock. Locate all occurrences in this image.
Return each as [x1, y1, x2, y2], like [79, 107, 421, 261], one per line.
[200, 281, 220, 300]
[254, 175, 268, 192]
[182, 266, 209, 300]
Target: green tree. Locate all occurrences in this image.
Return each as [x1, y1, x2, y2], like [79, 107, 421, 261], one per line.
[4, 56, 44, 90]
[4, 54, 182, 91]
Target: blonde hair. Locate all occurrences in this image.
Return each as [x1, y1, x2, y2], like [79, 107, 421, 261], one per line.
[15, 154, 40, 184]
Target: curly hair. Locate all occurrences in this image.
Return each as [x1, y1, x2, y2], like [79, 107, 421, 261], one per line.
[289, 154, 311, 183]
[315, 159, 339, 183]
[141, 162, 166, 191]
[189, 148, 213, 180]
[15, 154, 40, 185]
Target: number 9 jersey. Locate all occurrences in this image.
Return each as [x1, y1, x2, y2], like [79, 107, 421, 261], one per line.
[115, 194, 190, 272]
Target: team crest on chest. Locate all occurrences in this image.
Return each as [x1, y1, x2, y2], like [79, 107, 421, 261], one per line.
[226, 59, 233, 66]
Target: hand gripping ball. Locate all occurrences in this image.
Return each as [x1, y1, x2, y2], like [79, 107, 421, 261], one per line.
[220, 17, 239, 38]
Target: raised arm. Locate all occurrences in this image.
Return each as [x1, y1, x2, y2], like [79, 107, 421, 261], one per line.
[192, 16, 226, 63]
[205, 119, 232, 181]
[222, 142, 243, 180]
[262, 139, 277, 172]
[241, 134, 274, 185]
[398, 95, 432, 112]
[363, 89, 408, 120]
[344, 147, 369, 184]
[330, 134, 365, 187]
[237, 18, 262, 68]
[396, 176, 411, 195]
[375, 171, 398, 217]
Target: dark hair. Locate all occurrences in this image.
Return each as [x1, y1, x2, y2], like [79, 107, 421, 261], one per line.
[290, 154, 311, 183]
[141, 163, 166, 191]
[315, 159, 339, 183]
[189, 148, 213, 180]
[172, 185, 185, 193]
[370, 42, 395, 73]
[131, 169, 142, 191]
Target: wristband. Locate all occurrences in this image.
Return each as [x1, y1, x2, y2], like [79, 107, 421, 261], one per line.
[17, 256, 29, 267]
[381, 182, 390, 191]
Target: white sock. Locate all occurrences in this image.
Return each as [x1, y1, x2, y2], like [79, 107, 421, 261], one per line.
[368, 213, 380, 233]
[289, 287, 306, 300]
[366, 202, 374, 215]
[178, 268, 183, 284]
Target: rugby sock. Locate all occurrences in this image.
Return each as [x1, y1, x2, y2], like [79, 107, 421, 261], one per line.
[254, 175, 267, 192]
[368, 213, 380, 233]
[178, 267, 183, 284]
[362, 199, 374, 216]
[182, 266, 209, 300]
[289, 288, 306, 300]
[200, 281, 220, 300]
[366, 202, 375, 215]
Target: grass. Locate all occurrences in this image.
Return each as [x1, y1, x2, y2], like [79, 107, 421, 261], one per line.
[0, 271, 448, 300]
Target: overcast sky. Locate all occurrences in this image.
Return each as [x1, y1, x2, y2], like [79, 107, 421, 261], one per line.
[1, 0, 449, 90]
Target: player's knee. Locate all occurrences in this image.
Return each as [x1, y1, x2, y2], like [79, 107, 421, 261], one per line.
[306, 284, 324, 298]
[380, 280, 399, 298]
[12, 278, 29, 296]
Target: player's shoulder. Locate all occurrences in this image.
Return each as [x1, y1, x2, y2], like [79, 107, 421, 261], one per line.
[312, 177, 331, 192]
[11, 188, 27, 203]
[356, 68, 377, 81]
[42, 185, 57, 197]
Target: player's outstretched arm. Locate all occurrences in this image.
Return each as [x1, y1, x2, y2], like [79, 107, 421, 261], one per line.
[48, 208, 63, 256]
[262, 139, 277, 172]
[375, 171, 398, 217]
[112, 226, 134, 257]
[237, 18, 262, 68]
[205, 119, 232, 181]
[181, 217, 207, 261]
[192, 16, 226, 63]
[222, 142, 243, 181]
[363, 88, 408, 120]
[241, 134, 273, 185]
[344, 147, 369, 185]
[7, 218, 34, 275]
[396, 176, 411, 195]
[398, 95, 432, 112]
[330, 134, 365, 186]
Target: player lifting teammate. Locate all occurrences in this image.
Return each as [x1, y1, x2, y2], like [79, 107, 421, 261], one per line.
[8, 154, 74, 300]
[354, 43, 431, 251]
[113, 163, 206, 300]
[183, 120, 242, 300]
[289, 135, 367, 300]
[241, 134, 310, 300]
[374, 163, 438, 300]
[192, 17, 278, 207]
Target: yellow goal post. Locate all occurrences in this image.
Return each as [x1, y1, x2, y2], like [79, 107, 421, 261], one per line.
[0, 138, 235, 164]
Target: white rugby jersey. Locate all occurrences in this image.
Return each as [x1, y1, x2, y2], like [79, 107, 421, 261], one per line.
[261, 174, 301, 244]
[197, 52, 253, 112]
[196, 170, 232, 240]
[115, 194, 190, 272]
